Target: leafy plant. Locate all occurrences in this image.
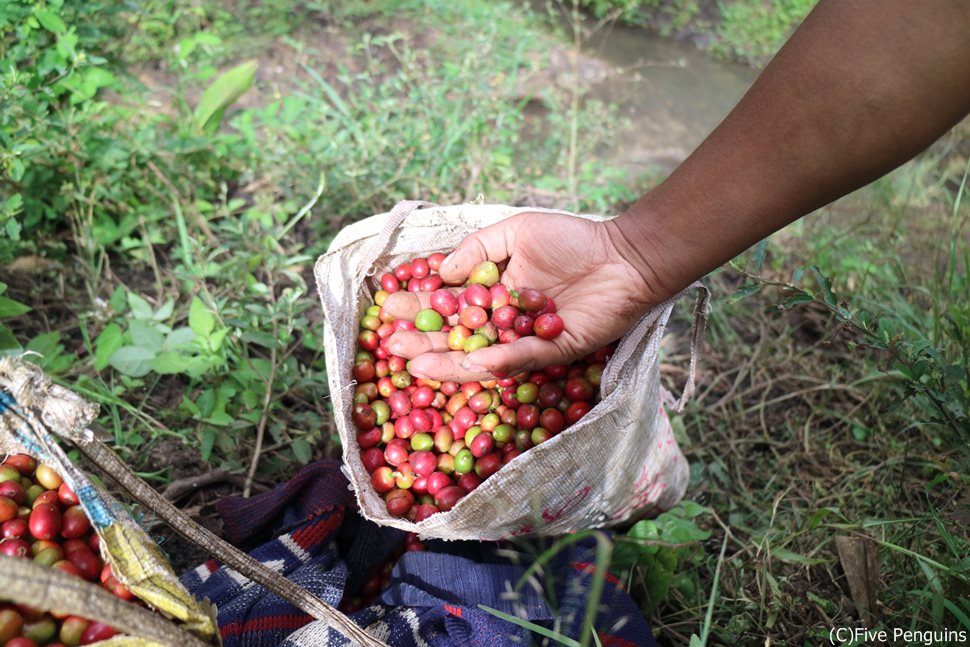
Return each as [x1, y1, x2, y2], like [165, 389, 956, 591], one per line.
[714, 0, 817, 64]
[612, 501, 711, 614]
[0, 282, 30, 349]
[733, 259, 969, 440]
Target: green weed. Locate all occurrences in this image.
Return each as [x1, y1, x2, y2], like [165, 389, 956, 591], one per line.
[653, 147, 969, 643]
[1, 0, 633, 480]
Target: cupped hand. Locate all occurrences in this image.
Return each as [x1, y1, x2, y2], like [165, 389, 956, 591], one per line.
[382, 212, 659, 382]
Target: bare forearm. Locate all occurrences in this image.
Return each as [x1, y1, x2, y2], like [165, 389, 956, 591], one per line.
[612, 0, 970, 302]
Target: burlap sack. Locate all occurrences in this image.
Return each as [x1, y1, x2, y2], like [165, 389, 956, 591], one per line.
[0, 357, 218, 647]
[315, 201, 709, 541]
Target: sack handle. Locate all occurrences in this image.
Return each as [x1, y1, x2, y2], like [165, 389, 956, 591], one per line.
[672, 283, 711, 411]
[356, 199, 437, 287]
[602, 282, 710, 413]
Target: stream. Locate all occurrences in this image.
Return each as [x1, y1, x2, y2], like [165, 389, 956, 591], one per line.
[581, 21, 758, 173]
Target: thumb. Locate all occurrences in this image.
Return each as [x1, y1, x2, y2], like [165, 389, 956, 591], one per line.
[438, 215, 523, 284]
[461, 336, 570, 375]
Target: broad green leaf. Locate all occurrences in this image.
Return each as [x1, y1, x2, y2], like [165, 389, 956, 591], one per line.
[782, 292, 814, 309]
[727, 283, 761, 304]
[4, 194, 23, 213]
[203, 411, 233, 427]
[810, 265, 838, 307]
[609, 542, 641, 571]
[193, 60, 257, 132]
[4, 219, 21, 241]
[94, 324, 124, 371]
[26, 331, 62, 359]
[187, 356, 221, 379]
[910, 359, 930, 381]
[177, 32, 221, 61]
[164, 327, 197, 350]
[0, 324, 19, 350]
[240, 330, 280, 348]
[150, 351, 189, 375]
[8, 159, 24, 183]
[110, 286, 127, 313]
[196, 388, 215, 418]
[237, 357, 273, 382]
[629, 519, 660, 541]
[154, 298, 175, 321]
[657, 514, 711, 542]
[675, 501, 708, 519]
[34, 8, 66, 33]
[292, 438, 312, 464]
[208, 327, 229, 352]
[189, 297, 216, 337]
[180, 395, 200, 417]
[0, 296, 30, 318]
[108, 346, 156, 377]
[127, 292, 154, 320]
[128, 319, 165, 353]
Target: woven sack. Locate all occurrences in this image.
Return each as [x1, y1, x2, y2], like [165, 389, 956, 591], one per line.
[315, 201, 709, 541]
[0, 357, 219, 647]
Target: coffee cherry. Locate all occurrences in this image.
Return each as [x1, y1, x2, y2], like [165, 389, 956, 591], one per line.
[385, 489, 414, 518]
[533, 313, 565, 340]
[512, 315, 535, 336]
[357, 254, 606, 517]
[29, 504, 61, 541]
[415, 309, 444, 332]
[516, 288, 547, 313]
[3, 455, 36, 476]
[459, 306, 488, 329]
[467, 261, 500, 287]
[434, 486, 467, 511]
[430, 289, 459, 317]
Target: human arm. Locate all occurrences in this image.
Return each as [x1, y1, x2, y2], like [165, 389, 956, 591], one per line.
[388, 0, 970, 380]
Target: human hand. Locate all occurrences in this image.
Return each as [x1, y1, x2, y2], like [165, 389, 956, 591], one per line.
[381, 212, 661, 382]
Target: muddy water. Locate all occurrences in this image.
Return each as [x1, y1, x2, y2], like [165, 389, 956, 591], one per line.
[582, 24, 757, 173]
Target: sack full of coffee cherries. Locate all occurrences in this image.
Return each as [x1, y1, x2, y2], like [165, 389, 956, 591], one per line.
[315, 201, 708, 541]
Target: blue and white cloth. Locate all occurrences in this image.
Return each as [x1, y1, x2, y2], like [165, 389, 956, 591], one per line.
[180, 460, 655, 647]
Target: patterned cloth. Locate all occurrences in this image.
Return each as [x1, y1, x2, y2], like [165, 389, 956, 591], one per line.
[181, 460, 655, 647]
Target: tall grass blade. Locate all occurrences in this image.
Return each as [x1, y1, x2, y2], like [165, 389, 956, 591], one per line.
[698, 533, 729, 646]
[193, 60, 257, 132]
[577, 532, 612, 647]
[478, 604, 582, 647]
[946, 157, 970, 297]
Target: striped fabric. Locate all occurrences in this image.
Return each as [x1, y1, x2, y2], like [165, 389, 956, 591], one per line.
[181, 460, 655, 647]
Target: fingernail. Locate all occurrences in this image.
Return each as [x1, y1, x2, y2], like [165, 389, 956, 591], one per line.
[461, 360, 487, 372]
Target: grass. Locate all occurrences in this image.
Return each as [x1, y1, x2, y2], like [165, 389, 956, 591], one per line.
[644, 145, 970, 644]
[2, 0, 632, 483]
[2, 0, 968, 644]
[577, 0, 819, 66]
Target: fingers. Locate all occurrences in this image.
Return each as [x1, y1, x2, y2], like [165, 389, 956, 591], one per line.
[438, 215, 523, 284]
[387, 331, 450, 358]
[462, 336, 570, 375]
[407, 351, 493, 382]
[382, 289, 462, 321]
